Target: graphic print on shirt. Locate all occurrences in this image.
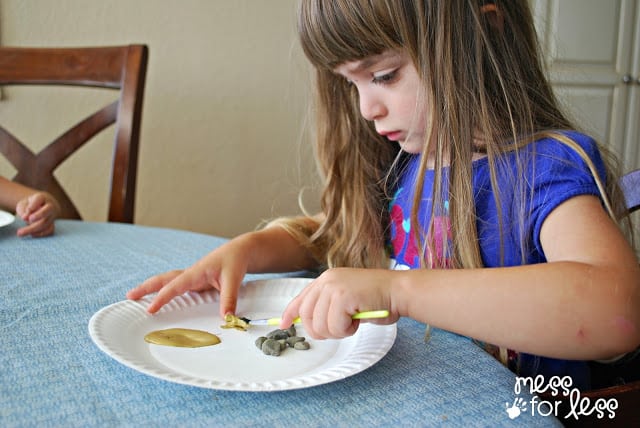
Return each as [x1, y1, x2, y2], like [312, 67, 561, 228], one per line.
[388, 186, 452, 269]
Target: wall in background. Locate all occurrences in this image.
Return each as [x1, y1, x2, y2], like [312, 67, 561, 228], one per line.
[0, 0, 320, 238]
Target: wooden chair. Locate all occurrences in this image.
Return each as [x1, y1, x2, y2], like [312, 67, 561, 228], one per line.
[0, 45, 148, 223]
[620, 168, 640, 214]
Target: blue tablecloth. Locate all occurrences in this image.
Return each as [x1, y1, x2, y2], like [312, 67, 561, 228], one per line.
[0, 220, 560, 427]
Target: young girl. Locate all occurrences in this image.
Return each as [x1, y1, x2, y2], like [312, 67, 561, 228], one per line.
[127, 0, 640, 390]
[0, 176, 60, 237]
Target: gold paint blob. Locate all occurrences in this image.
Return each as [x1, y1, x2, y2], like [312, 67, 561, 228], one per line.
[220, 313, 250, 331]
[144, 328, 221, 348]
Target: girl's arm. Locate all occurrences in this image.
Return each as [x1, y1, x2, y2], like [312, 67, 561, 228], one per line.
[127, 217, 321, 317]
[0, 176, 33, 210]
[282, 195, 640, 361]
[413, 194, 640, 360]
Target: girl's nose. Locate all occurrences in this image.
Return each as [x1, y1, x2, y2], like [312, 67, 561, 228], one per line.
[358, 90, 386, 122]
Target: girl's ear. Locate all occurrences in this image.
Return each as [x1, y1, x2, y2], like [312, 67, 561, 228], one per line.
[480, 3, 504, 32]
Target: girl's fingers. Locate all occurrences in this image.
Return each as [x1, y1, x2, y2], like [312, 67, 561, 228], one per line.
[24, 208, 50, 226]
[284, 280, 325, 336]
[16, 197, 32, 219]
[126, 270, 182, 301]
[279, 301, 299, 329]
[280, 272, 369, 339]
[18, 194, 44, 219]
[328, 299, 359, 338]
[36, 222, 55, 237]
[217, 269, 244, 318]
[146, 274, 200, 314]
[15, 201, 28, 219]
[16, 223, 37, 237]
[18, 221, 54, 238]
[146, 284, 185, 314]
[279, 284, 311, 328]
[126, 250, 246, 317]
[16, 217, 53, 237]
[16, 199, 56, 238]
[309, 290, 331, 338]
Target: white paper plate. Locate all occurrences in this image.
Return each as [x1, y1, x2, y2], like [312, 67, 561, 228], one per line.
[0, 210, 15, 228]
[89, 278, 396, 391]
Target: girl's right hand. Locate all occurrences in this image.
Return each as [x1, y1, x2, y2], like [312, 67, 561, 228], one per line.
[126, 238, 251, 317]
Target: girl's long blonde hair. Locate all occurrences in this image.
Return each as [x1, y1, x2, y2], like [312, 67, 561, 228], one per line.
[270, 0, 632, 274]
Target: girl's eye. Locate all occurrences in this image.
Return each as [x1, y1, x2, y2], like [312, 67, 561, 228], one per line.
[372, 70, 397, 85]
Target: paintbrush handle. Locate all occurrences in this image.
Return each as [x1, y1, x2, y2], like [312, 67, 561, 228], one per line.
[253, 310, 389, 326]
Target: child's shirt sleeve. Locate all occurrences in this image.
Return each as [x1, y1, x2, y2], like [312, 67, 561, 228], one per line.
[527, 132, 608, 258]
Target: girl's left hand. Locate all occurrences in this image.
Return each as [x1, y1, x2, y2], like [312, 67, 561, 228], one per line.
[15, 192, 60, 237]
[279, 267, 400, 339]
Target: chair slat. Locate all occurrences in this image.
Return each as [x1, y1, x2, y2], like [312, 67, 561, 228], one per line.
[0, 46, 128, 88]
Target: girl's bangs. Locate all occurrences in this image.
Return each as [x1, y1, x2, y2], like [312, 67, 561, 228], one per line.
[298, 0, 400, 70]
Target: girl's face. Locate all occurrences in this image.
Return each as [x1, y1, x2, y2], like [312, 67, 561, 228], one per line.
[333, 49, 428, 154]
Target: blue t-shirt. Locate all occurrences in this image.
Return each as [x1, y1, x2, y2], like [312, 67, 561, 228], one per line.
[388, 131, 607, 390]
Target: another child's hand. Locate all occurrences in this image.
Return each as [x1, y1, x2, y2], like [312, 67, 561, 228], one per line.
[126, 239, 251, 317]
[15, 192, 60, 238]
[279, 267, 399, 339]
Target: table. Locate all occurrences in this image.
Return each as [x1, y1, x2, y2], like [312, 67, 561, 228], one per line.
[1, 220, 560, 427]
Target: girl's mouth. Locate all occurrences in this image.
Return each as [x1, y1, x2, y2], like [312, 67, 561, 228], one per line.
[379, 130, 403, 141]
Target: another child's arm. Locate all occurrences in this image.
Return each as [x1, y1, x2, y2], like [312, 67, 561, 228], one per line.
[126, 219, 321, 318]
[280, 194, 640, 361]
[0, 176, 60, 237]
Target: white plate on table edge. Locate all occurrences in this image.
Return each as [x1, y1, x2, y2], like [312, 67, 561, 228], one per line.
[0, 209, 15, 227]
[88, 278, 397, 392]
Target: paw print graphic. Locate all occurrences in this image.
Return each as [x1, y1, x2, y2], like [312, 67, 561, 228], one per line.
[505, 397, 527, 419]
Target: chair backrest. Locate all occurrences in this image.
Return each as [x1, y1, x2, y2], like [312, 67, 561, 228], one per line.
[0, 45, 148, 223]
[620, 169, 640, 214]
